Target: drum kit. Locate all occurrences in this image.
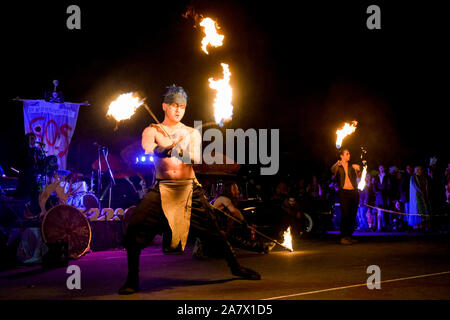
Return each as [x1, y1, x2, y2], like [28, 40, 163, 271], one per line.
[37, 147, 249, 259]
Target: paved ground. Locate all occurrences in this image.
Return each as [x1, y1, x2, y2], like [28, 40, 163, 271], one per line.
[0, 232, 449, 300]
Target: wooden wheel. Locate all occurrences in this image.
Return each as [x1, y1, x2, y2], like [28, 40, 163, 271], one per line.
[41, 204, 91, 259]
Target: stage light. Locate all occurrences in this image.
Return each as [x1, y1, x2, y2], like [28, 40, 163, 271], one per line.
[136, 157, 139, 163]
[141, 156, 146, 162]
[150, 156, 154, 162]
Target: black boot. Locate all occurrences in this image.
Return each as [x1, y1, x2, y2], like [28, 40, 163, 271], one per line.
[119, 246, 141, 295]
[230, 265, 261, 280]
[118, 272, 139, 295]
[222, 239, 261, 280]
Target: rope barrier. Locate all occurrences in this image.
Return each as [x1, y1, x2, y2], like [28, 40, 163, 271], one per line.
[364, 203, 449, 217]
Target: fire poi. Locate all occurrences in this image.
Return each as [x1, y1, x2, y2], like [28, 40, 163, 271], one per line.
[208, 63, 233, 127]
[106, 92, 173, 141]
[358, 163, 368, 190]
[106, 92, 145, 123]
[281, 226, 294, 252]
[200, 17, 224, 54]
[335, 120, 358, 149]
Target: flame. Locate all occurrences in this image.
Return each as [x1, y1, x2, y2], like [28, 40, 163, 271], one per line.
[200, 17, 224, 54]
[336, 121, 358, 149]
[281, 226, 294, 252]
[106, 92, 145, 122]
[358, 165, 368, 191]
[208, 63, 233, 126]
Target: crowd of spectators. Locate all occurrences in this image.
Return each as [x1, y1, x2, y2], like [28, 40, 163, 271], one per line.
[238, 158, 450, 234]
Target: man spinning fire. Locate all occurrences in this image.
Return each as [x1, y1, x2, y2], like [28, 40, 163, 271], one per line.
[331, 148, 361, 245]
[119, 85, 260, 295]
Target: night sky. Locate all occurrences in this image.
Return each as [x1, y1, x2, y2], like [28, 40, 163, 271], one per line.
[1, 0, 448, 180]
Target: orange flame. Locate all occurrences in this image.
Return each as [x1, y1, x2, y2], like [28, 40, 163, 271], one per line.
[358, 165, 368, 191]
[200, 17, 224, 54]
[208, 63, 233, 126]
[336, 121, 358, 149]
[106, 92, 145, 122]
[281, 226, 294, 252]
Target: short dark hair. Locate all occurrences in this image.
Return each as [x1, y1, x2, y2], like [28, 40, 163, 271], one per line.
[220, 181, 239, 205]
[339, 148, 349, 156]
[163, 84, 187, 105]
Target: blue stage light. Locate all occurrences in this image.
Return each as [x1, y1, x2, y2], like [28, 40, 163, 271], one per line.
[150, 156, 154, 162]
[141, 156, 146, 162]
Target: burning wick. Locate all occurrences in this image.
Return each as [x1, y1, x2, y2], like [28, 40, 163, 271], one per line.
[358, 164, 368, 191]
[200, 17, 224, 54]
[281, 226, 294, 252]
[336, 121, 358, 149]
[208, 63, 233, 127]
[106, 92, 145, 130]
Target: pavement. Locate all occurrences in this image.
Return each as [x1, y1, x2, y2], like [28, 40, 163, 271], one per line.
[0, 231, 449, 300]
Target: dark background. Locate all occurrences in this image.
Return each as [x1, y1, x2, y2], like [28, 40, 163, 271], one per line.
[0, 0, 448, 180]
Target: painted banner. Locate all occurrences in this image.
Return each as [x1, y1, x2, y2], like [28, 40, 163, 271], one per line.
[22, 99, 81, 170]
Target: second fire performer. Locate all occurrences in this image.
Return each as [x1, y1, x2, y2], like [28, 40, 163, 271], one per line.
[331, 148, 361, 245]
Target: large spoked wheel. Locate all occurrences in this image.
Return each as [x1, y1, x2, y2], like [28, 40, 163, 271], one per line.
[41, 204, 92, 259]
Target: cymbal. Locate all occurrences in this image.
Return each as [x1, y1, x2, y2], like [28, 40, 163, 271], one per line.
[56, 169, 71, 176]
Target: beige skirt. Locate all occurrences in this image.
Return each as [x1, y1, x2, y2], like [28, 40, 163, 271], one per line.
[159, 179, 196, 250]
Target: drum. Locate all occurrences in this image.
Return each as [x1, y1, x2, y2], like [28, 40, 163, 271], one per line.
[62, 180, 88, 194]
[67, 192, 99, 212]
[71, 181, 88, 193]
[41, 204, 92, 259]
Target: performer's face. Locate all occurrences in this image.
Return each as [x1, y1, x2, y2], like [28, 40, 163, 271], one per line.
[406, 165, 413, 175]
[163, 102, 186, 123]
[415, 167, 423, 176]
[288, 198, 296, 207]
[340, 150, 350, 162]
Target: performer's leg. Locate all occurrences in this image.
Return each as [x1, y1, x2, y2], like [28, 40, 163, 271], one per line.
[348, 192, 359, 238]
[119, 186, 167, 295]
[190, 185, 261, 280]
[339, 191, 351, 239]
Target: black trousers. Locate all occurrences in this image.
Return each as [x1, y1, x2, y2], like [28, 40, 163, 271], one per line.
[123, 180, 241, 276]
[338, 189, 359, 238]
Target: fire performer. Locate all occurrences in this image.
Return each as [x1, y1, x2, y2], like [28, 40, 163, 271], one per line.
[331, 148, 361, 245]
[119, 85, 260, 295]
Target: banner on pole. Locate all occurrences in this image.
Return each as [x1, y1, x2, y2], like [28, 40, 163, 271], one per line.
[22, 99, 81, 170]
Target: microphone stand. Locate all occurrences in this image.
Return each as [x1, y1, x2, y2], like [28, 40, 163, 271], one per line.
[101, 147, 115, 209]
[97, 146, 102, 197]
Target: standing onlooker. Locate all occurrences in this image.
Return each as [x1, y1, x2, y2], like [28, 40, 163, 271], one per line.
[427, 157, 445, 230]
[389, 166, 401, 204]
[373, 165, 391, 231]
[15, 133, 43, 215]
[399, 165, 413, 214]
[307, 176, 322, 200]
[445, 162, 450, 206]
[407, 166, 430, 231]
